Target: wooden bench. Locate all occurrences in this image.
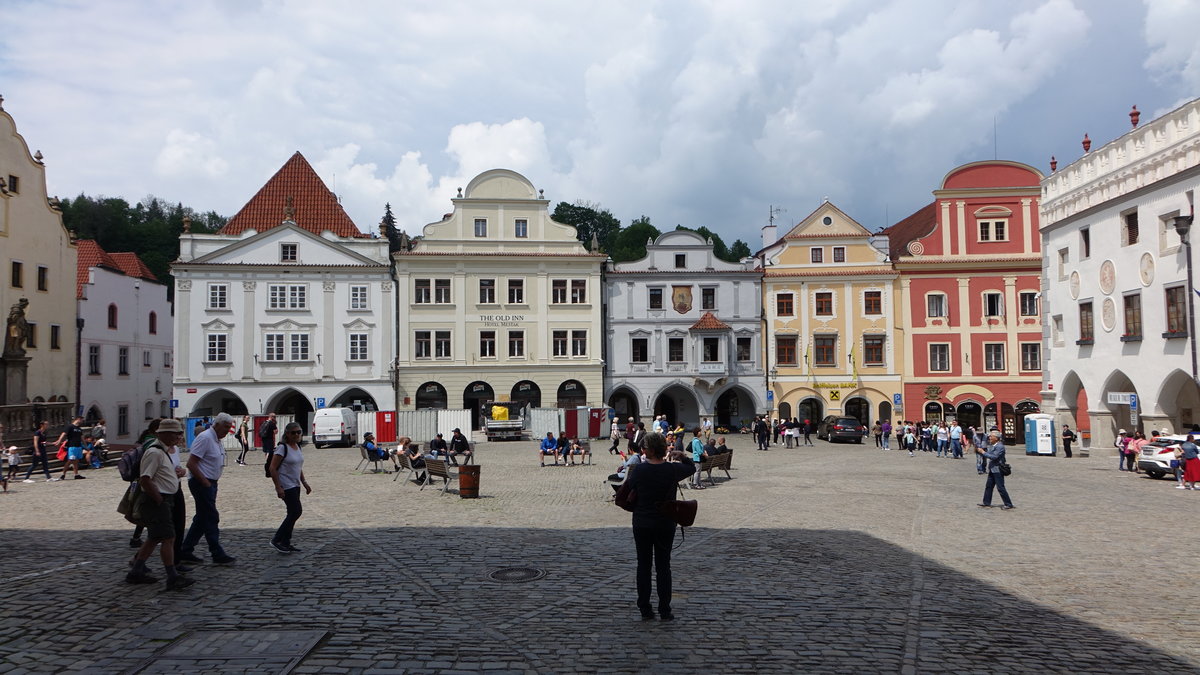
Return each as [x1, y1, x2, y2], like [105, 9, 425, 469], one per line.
[700, 450, 733, 485]
[392, 451, 418, 483]
[421, 458, 456, 494]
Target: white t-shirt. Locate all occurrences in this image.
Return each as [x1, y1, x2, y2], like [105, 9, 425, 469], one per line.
[188, 427, 226, 481]
[272, 443, 304, 490]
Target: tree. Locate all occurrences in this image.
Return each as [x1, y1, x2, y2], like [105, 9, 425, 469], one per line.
[380, 202, 404, 252]
[608, 216, 660, 262]
[728, 239, 752, 260]
[551, 201, 621, 253]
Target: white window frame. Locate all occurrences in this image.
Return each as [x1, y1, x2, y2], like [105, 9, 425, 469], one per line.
[929, 343, 950, 372]
[508, 330, 525, 358]
[667, 337, 685, 363]
[118, 347, 129, 375]
[479, 330, 496, 359]
[702, 337, 720, 363]
[514, 218, 528, 238]
[268, 284, 307, 310]
[280, 242, 298, 262]
[88, 345, 100, 375]
[978, 220, 1008, 242]
[208, 283, 228, 310]
[1020, 342, 1041, 371]
[414, 331, 431, 359]
[648, 287, 664, 310]
[507, 279, 525, 304]
[1019, 291, 1038, 317]
[414, 279, 432, 304]
[474, 218, 487, 237]
[434, 331, 451, 359]
[736, 336, 752, 362]
[348, 333, 369, 361]
[862, 335, 886, 366]
[701, 286, 717, 311]
[206, 333, 228, 363]
[926, 293, 948, 318]
[479, 279, 496, 305]
[571, 330, 587, 357]
[631, 337, 649, 363]
[570, 279, 587, 304]
[264, 333, 286, 361]
[810, 247, 823, 263]
[832, 246, 846, 263]
[434, 279, 451, 304]
[552, 330, 568, 357]
[983, 343, 1005, 371]
[349, 285, 369, 310]
[983, 292, 1004, 318]
[289, 333, 310, 361]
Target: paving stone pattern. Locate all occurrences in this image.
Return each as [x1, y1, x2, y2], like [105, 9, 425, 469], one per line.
[1, 439, 1197, 673]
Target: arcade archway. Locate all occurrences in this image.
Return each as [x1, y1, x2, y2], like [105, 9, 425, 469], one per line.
[464, 381, 495, 431]
[191, 389, 249, 417]
[557, 380, 587, 408]
[511, 380, 542, 409]
[796, 397, 824, 425]
[269, 388, 315, 434]
[414, 382, 448, 410]
[844, 397, 870, 426]
[715, 386, 755, 429]
[653, 385, 700, 427]
[608, 387, 639, 421]
[331, 387, 377, 412]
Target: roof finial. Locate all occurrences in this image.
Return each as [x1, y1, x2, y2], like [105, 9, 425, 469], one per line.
[456, 187, 463, 198]
[1050, 156, 1057, 172]
[0, 94, 5, 110]
[539, 189, 544, 199]
[182, 215, 192, 233]
[1129, 105, 1140, 128]
[34, 150, 43, 163]
[283, 196, 295, 223]
[1082, 133, 1091, 153]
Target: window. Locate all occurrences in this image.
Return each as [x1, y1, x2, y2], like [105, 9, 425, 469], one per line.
[833, 247, 845, 263]
[50, 324, 60, 350]
[648, 288, 664, 310]
[929, 344, 950, 371]
[164, 352, 172, 368]
[1021, 343, 1041, 370]
[508, 279, 525, 304]
[775, 336, 797, 365]
[207, 334, 228, 363]
[736, 337, 752, 362]
[349, 333, 369, 361]
[984, 292, 1004, 317]
[864, 291, 882, 315]
[25, 322, 36, 348]
[479, 331, 496, 358]
[1079, 302, 1094, 342]
[701, 287, 716, 310]
[1166, 286, 1187, 334]
[1123, 212, 1139, 245]
[1123, 294, 1142, 337]
[145, 401, 153, 420]
[1052, 315, 1064, 347]
[814, 336, 836, 366]
[675, 254, 686, 269]
[1080, 228, 1091, 258]
[552, 280, 568, 304]
[5, 175, 17, 193]
[702, 337, 719, 362]
[148, 311, 158, 334]
[434, 331, 451, 358]
[815, 292, 833, 316]
[810, 248, 823, 263]
[979, 220, 1007, 241]
[280, 243, 298, 262]
[983, 343, 1005, 371]
[349, 285, 368, 310]
[1057, 249, 1069, 280]
[434, 279, 451, 304]
[863, 336, 885, 365]
[474, 218, 487, 237]
[107, 303, 118, 329]
[10, 261, 22, 288]
[264, 334, 285, 361]
[479, 279, 496, 304]
[552, 330, 568, 356]
[571, 279, 587, 303]
[36, 265, 47, 291]
[1019, 292, 1039, 317]
[508, 331, 525, 357]
[268, 284, 307, 310]
[514, 219, 528, 238]
[88, 345, 100, 375]
[289, 334, 309, 361]
[927, 293, 948, 318]
[414, 279, 431, 304]
[118, 405, 129, 437]
[668, 337, 685, 362]
[631, 337, 649, 363]
[415, 331, 431, 359]
[572, 330, 587, 356]
[142, 350, 151, 367]
[776, 293, 794, 316]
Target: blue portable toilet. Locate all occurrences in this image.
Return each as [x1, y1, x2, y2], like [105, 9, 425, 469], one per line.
[1024, 413, 1056, 455]
[184, 417, 210, 448]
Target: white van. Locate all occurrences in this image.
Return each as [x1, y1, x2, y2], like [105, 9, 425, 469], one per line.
[311, 407, 358, 448]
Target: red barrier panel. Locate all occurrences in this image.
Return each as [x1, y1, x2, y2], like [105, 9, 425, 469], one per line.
[375, 411, 398, 443]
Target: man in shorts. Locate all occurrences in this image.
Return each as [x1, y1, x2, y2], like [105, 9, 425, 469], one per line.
[126, 418, 194, 590]
[54, 416, 86, 481]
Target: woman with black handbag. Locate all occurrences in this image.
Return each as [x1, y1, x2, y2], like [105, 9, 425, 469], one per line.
[622, 432, 694, 621]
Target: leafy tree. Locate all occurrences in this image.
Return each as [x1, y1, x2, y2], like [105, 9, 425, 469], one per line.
[551, 201, 621, 253]
[728, 239, 752, 260]
[608, 216, 660, 262]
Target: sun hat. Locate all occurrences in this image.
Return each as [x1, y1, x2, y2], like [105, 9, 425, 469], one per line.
[157, 419, 184, 433]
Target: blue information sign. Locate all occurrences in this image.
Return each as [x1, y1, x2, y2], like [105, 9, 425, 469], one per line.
[1128, 394, 1138, 409]
[169, 399, 179, 409]
[893, 393, 902, 405]
[766, 391, 774, 401]
[315, 397, 326, 408]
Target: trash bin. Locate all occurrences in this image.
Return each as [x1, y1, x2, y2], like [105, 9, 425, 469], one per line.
[458, 464, 481, 498]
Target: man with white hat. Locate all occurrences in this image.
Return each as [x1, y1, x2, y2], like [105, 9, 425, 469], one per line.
[1115, 429, 1129, 471]
[127, 418, 194, 590]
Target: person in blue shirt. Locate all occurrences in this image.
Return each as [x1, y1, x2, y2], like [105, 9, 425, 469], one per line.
[975, 431, 1014, 509]
[362, 432, 387, 462]
[539, 432, 558, 467]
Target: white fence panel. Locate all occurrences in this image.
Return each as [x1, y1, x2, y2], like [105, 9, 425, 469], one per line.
[357, 412, 377, 439]
[437, 409, 472, 441]
[528, 408, 563, 439]
[392, 410, 440, 445]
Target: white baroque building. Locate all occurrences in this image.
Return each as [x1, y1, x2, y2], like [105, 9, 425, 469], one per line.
[1041, 99, 1200, 449]
[605, 230, 765, 429]
[172, 153, 393, 429]
[77, 240, 173, 442]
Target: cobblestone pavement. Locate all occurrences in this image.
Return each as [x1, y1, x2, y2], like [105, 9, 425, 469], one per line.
[2, 437, 1198, 673]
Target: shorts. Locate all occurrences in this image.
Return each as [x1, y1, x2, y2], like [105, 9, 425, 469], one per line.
[142, 494, 176, 540]
[67, 446, 84, 461]
[541, 449, 557, 455]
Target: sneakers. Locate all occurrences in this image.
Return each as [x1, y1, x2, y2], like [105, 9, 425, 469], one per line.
[270, 540, 291, 554]
[74, 475, 86, 480]
[1176, 485, 1187, 489]
[211, 554, 237, 566]
[977, 503, 992, 508]
[177, 552, 204, 564]
[125, 572, 158, 584]
[129, 537, 143, 549]
[22, 479, 34, 483]
[1001, 505, 1016, 510]
[165, 576, 195, 591]
[49, 477, 62, 482]
[909, 451, 914, 457]
[286, 545, 301, 553]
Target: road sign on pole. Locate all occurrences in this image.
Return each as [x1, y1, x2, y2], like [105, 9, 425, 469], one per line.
[169, 399, 179, 409]
[315, 397, 326, 409]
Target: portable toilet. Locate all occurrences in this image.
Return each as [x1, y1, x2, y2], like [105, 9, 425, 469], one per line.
[1024, 413, 1056, 455]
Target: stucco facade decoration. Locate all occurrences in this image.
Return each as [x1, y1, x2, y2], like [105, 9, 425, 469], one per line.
[884, 160, 1045, 443]
[0, 98, 78, 413]
[760, 201, 901, 427]
[392, 169, 605, 429]
[77, 241, 173, 443]
[172, 152, 393, 430]
[606, 230, 764, 429]
[1040, 98, 1200, 450]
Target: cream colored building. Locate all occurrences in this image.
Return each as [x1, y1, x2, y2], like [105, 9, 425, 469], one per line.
[0, 97, 78, 425]
[393, 169, 605, 429]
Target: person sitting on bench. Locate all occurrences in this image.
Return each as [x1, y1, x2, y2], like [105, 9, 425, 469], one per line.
[447, 428, 472, 465]
[539, 432, 558, 467]
[363, 433, 387, 462]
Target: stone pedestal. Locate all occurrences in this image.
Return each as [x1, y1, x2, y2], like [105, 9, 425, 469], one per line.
[1, 355, 30, 405]
[1087, 409, 1116, 458]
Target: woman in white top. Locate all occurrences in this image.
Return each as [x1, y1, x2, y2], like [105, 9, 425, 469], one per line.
[269, 422, 311, 554]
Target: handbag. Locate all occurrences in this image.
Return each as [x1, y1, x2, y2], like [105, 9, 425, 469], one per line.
[657, 499, 698, 527]
[614, 480, 637, 512]
[117, 484, 150, 525]
[56, 447, 67, 462]
[999, 462, 1012, 477]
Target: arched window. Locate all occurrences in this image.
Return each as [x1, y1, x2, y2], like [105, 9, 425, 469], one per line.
[107, 304, 118, 329]
[148, 311, 157, 334]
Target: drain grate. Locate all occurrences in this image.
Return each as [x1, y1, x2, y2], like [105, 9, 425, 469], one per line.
[487, 566, 547, 583]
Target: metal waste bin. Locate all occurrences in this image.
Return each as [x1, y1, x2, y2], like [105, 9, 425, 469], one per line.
[458, 464, 481, 498]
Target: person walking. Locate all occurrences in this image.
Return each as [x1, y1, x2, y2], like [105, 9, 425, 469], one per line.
[949, 420, 964, 459]
[54, 416, 87, 481]
[1179, 434, 1200, 490]
[755, 416, 769, 451]
[269, 422, 311, 553]
[609, 419, 622, 454]
[22, 420, 53, 482]
[880, 420, 892, 450]
[702, 416, 713, 442]
[258, 413, 278, 474]
[975, 431, 1014, 509]
[1061, 424, 1077, 458]
[235, 415, 251, 466]
[1115, 430, 1130, 471]
[125, 418, 194, 590]
[179, 412, 236, 565]
[623, 432, 694, 621]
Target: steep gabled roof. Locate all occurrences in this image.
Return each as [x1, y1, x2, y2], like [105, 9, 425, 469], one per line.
[109, 253, 158, 281]
[76, 240, 158, 298]
[879, 202, 936, 260]
[218, 152, 365, 238]
[690, 312, 731, 331]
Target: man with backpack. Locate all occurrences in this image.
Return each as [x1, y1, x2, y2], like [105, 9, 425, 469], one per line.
[259, 413, 277, 465]
[126, 418, 195, 590]
[1061, 424, 1077, 458]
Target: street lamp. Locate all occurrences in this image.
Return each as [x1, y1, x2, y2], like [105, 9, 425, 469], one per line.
[1173, 214, 1197, 384]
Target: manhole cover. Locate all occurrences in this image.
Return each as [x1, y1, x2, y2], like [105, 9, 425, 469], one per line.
[487, 566, 546, 583]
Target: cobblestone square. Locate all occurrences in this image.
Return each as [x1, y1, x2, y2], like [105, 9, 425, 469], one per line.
[1, 438, 1198, 673]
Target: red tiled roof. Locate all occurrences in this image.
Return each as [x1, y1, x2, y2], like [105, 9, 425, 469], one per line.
[394, 251, 607, 258]
[879, 202, 936, 260]
[75, 240, 158, 298]
[218, 152, 366, 238]
[108, 253, 158, 281]
[690, 312, 731, 331]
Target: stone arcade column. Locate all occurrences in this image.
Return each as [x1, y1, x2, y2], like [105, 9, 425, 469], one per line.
[1087, 409, 1116, 457]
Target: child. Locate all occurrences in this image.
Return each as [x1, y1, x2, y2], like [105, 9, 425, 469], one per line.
[903, 428, 917, 457]
[5, 445, 20, 482]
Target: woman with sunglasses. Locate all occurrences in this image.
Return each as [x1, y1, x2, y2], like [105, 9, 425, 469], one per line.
[268, 422, 311, 553]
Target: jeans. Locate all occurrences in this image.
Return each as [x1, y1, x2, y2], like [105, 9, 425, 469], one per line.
[1125, 453, 1137, 471]
[274, 486, 303, 546]
[1062, 442, 1072, 458]
[936, 440, 947, 457]
[882, 433, 891, 450]
[633, 523, 676, 614]
[757, 434, 769, 451]
[236, 437, 249, 463]
[874, 434, 882, 447]
[982, 471, 1013, 507]
[951, 439, 963, 458]
[976, 454, 987, 473]
[785, 434, 793, 448]
[182, 478, 227, 557]
[24, 451, 52, 480]
[803, 432, 812, 446]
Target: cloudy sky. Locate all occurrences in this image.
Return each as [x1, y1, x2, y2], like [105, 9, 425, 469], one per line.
[2, 0, 1198, 247]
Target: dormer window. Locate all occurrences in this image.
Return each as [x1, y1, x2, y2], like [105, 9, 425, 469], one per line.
[474, 218, 488, 237]
[280, 243, 298, 262]
[675, 254, 686, 269]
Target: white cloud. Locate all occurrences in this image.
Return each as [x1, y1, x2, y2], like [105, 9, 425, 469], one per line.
[1143, 0, 1200, 104]
[154, 129, 229, 178]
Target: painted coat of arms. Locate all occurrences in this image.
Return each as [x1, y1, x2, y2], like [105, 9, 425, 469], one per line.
[672, 285, 692, 314]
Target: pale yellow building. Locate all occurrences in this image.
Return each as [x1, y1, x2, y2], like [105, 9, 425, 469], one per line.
[760, 202, 902, 427]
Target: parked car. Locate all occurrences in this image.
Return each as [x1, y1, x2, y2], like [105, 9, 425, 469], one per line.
[817, 416, 866, 444]
[311, 407, 358, 448]
[1138, 434, 1188, 479]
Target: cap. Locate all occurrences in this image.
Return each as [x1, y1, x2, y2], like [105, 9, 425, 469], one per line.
[1118, 429, 1127, 435]
[364, 431, 374, 437]
[157, 419, 184, 433]
[452, 428, 461, 433]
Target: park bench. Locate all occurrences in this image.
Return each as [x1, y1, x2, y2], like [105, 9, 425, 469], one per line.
[355, 444, 389, 473]
[392, 450, 419, 483]
[421, 458, 456, 494]
[700, 450, 733, 486]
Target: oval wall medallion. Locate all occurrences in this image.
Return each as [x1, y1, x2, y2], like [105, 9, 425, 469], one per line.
[1069, 271, 1081, 299]
[1101, 297, 1117, 332]
[1139, 252, 1155, 286]
[1099, 259, 1116, 295]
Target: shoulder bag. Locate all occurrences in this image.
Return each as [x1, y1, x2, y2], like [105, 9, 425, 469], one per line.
[999, 462, 1012, 477]
[614, 480, 637, 512]
[658, 499, 698, 527]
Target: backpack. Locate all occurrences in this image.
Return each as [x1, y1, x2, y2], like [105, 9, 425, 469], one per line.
[117, 446, 144, 482]
[264, 442, 289, 478]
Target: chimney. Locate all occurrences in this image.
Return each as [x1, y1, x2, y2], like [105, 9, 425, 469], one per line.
[761, 223, 778, 249]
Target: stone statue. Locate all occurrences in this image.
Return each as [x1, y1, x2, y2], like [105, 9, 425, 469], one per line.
[4, 298, 30, 357]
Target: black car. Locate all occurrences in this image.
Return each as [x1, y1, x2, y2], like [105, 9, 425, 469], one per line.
[817, 416, 866, 443]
